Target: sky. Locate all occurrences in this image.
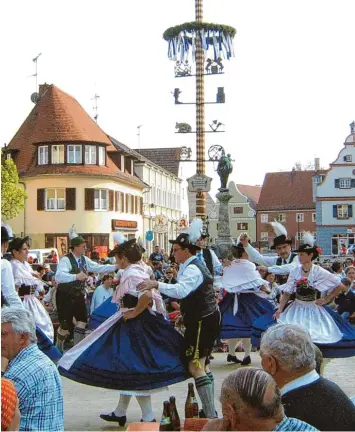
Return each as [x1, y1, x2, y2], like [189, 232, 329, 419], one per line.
[1, 0, 354, 190]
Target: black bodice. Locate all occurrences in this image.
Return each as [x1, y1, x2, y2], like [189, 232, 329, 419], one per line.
[295, 286, 320, 301]
[18, 284, 36, 297]
[121, 294, 138, 308]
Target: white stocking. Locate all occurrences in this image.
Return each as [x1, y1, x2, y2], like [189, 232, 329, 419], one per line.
[114, 394, 132, 417]
[228, 338, 241, 355]
[242, 338, 251, 358]
[136, 396, 155, 422]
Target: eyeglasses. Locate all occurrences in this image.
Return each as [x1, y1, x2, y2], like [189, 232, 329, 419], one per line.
[172, 248, 182, 253]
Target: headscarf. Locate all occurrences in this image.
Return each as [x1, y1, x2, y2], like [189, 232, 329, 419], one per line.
[1, 378, 18, 431]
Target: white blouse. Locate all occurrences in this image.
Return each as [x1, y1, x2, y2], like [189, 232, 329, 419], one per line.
[282, 264, 341, 294]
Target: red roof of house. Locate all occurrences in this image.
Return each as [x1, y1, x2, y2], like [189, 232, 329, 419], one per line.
[6, 84, 143, 186]
[236, 184, 262, 204]
[257, 170, 321, 211]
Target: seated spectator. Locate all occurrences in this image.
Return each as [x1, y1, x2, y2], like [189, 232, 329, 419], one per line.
[152, 261, 164, 281]
[42, 264, 54, 283]
[90, 275, 114, 313]
[1, 308, 64, 431]
[86, 272, 97, 290]
[345, 266, 355, 292]
[90, 247, 100, 262]
[331, 261, 345, 278]
[260, 324, 355, 431]
[202, 367, 317, 431]
[334, 277, 355, 323]
[47, 250, 58, 264]
[1, 378, 21, 431]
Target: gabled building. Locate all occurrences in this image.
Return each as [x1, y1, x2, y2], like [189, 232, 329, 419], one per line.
[236, 184, 262, 210]
[5, 84, 145, 255]
[314, 123, 355, 254]
[257, 169, 323, 250]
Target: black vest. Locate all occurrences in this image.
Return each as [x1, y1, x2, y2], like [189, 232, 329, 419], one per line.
[57, 253, 87, 292]
[202, 248, 214, 275]
[275, 252, 297, 284]
[180, 258, 217, 322]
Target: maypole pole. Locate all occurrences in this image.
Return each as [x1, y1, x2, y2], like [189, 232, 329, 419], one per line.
[195, 0, 206, 221]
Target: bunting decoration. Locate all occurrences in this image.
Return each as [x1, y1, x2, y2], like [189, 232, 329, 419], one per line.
[164, 22, 236, 62]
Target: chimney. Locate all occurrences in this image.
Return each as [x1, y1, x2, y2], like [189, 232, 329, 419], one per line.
[350, 121, 355, 134]
[39, 83, 50, 98]
[314, 157, 320, 171]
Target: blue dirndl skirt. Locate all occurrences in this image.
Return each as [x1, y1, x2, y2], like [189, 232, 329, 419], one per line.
[252, 304, 355, 358]
[219, 292, 275, 339]
[88, 295, 117, 330]
[36, 326, 62, 362]
[58, 309, 189, 390]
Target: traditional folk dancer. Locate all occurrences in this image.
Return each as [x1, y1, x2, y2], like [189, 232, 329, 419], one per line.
[255, 232, 355, 358]
[58, 237, 188, 426]
[55, 227, 118, 352]
[3, 228, 61, 361]
[138, 219, 221, 419]
[195, 234, 223, 276]
[240, 221, 299, 285]
[219, 240, 275, 365]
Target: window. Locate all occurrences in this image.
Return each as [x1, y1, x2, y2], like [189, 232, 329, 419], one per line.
[260, 232, 268, 241]
[261, 214, 268, 223]
[98, 147, 106, 166]
[52, 145, 64, 164]
[68, 145, 82, 164]
[296, 232, 304, 241]
[339, 178, 351, 189]
[312, 213, 316, 222]
[336, 204, 350, 219]
[94, 189, 108, 210]
[127, 194, 134, 213]
[296, 213, 304, 222]
[277, 214, 286, 222]
[85, 145, 97, 164]
[237, 223, 248, 230]
[344, 155, 352, 162]
[38, 146, 48, 165]
[233, 207, 243, 214]
[46, 189, 65, 211]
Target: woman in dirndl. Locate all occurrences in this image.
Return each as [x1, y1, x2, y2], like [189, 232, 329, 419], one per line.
[219, 241, 275, 366]
[253, 232, 355, 358]
[58, 236, 189, 426]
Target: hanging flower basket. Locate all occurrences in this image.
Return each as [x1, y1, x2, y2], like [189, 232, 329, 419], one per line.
[163, 21, 236, 62]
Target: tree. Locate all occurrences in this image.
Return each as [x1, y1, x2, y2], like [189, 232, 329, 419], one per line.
[1, 155, 27, 220]
[293, 160, 315, 171]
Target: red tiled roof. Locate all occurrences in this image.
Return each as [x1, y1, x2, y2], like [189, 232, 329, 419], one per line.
[133, 148, 183, 176]
[257, 170, 322, 211]
[6, 84, 144, 187]
[236, 184, 262, 204]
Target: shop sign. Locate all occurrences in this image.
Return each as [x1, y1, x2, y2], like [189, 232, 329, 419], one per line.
[112, 219, 138, 230]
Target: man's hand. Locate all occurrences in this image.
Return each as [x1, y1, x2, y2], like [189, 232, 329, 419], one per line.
[239, 233, 250, 247]
[273, 310, 281, 320]
[76, 271, 87, 282]
[123, 310, 137, 321]
[223, 258, 232, 267]
[137, 280, 158, 291]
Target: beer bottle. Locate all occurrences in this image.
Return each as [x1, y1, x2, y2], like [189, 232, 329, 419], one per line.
[185, 382, 199, 418]
[159, 401, 173, 431]
[169, 396, 181, 431]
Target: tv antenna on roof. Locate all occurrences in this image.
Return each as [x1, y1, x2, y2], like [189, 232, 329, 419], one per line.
[92, 93, 100, 123]
[137, 125, 143, 149]
[28, 53, 42, 103]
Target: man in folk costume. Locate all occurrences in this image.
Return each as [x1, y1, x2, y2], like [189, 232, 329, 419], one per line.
[195, 234, 223, 276]
[138, 219, 220, 419]
[240, 221, 299, 285]
[55, 226, 118, 352]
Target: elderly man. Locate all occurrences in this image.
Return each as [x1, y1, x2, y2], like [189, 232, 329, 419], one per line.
[1, 307, 63, 431]
[202, 367, 317, 431]
[260, 324, 355, 431]
[240, 221, 299, 285]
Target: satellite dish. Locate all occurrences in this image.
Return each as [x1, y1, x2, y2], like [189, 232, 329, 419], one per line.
[31, 92, 40, 104]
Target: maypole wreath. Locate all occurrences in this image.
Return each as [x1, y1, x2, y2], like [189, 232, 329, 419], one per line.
[163, 21, 236, 62]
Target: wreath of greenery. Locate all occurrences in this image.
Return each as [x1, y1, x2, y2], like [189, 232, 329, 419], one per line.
[163, 22, 236, 41]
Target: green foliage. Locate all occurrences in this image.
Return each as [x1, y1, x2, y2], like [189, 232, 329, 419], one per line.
[1, 156, 27, 220]
[163, 22, 237, 41]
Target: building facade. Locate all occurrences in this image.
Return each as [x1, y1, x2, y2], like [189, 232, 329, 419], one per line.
[208, 182, 257, 244]
[257, 170, 321, 250]
[314, 123, 355, 255]
[5, 84, 145, 256]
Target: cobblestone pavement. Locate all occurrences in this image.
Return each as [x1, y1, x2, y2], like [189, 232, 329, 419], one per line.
[62, 352, 355, 431]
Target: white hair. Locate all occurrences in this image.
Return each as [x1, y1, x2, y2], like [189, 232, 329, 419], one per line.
[261, 324, 315, 371]
[1, 307, 37, 343]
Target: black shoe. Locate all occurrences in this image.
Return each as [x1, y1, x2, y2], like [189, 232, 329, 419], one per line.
[227, 354, 242, 364]
[100, 412, 126, 426]
[140, 419, 156, 422]
[241, 356, 251, 366]
[209, 355, 214, 360]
